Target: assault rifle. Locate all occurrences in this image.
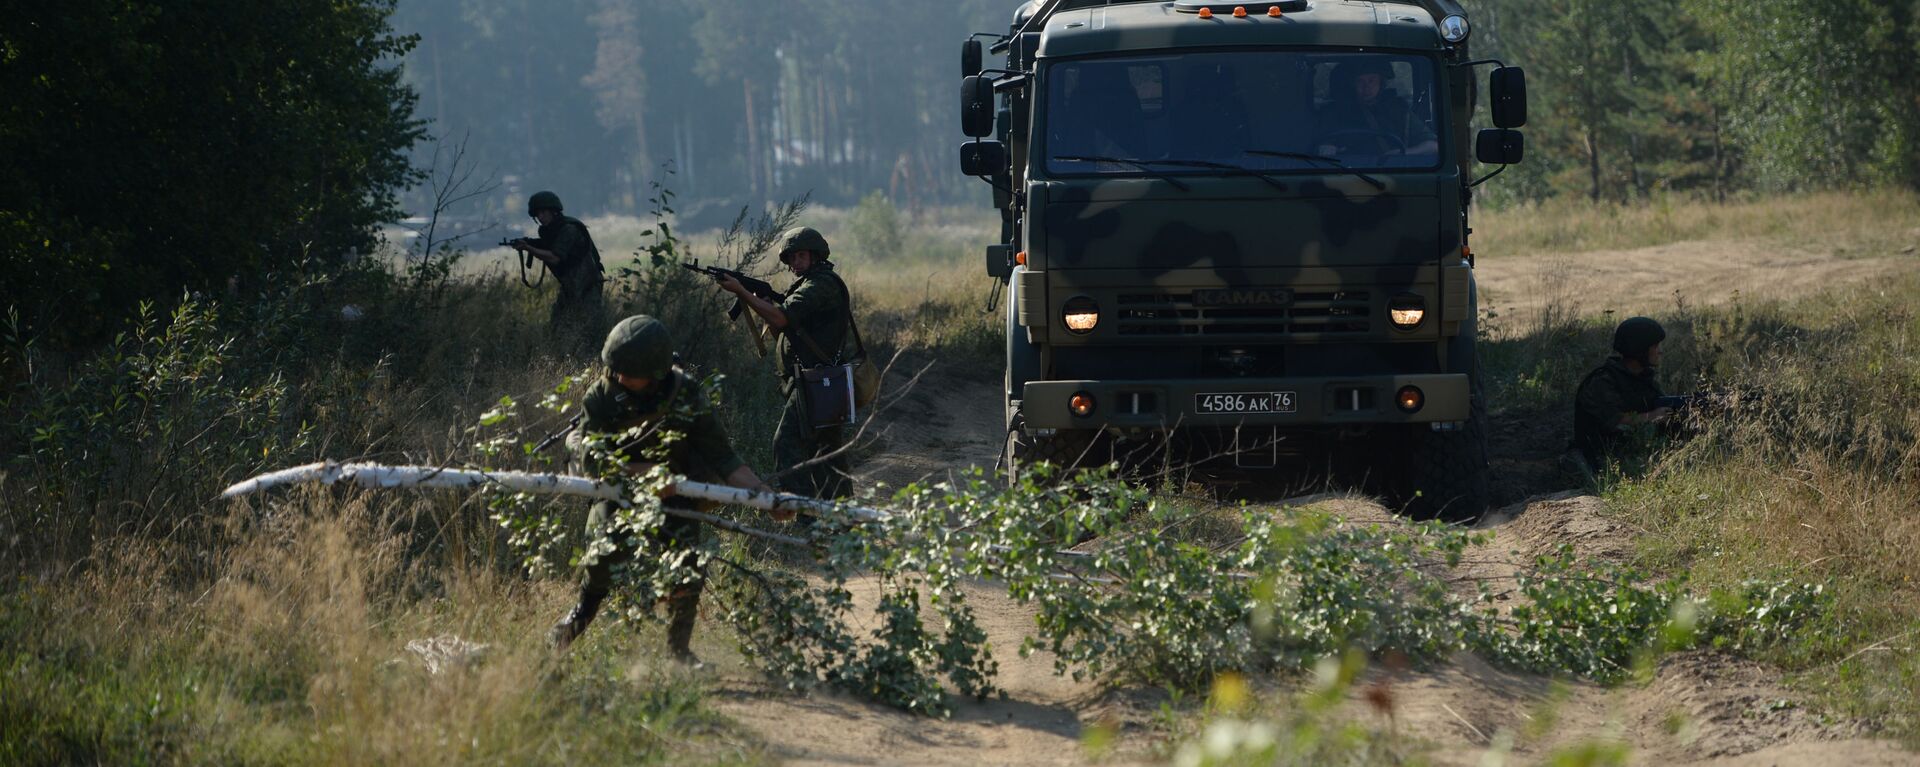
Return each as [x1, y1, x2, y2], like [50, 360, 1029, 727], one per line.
[532, 412, 584, 453]
[1656, 388, 1764, 426]
[680, 261, 785, 320]
[501, 235, 547, 288]
[681, 261, 785, 358]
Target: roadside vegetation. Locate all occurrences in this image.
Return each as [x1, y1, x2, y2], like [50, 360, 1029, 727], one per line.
[7, 192, 1917, 763]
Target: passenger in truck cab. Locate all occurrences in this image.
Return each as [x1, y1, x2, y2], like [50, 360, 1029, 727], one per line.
[1054, 65, 1152, 161]
[1315, 59, 1439, 161]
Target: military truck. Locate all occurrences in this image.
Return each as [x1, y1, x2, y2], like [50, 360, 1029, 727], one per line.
[958, 0, 1528, 519]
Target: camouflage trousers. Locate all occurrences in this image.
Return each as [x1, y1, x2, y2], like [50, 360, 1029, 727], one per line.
[550, 284, 608, 355]
[773, 381, 850, 499]
[578, 499, 703, 644]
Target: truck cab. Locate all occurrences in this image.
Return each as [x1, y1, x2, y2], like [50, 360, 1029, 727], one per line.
[961, 0, 1527, 519]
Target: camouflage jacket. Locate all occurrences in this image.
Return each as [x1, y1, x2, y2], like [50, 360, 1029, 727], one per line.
[572, 369, 744, 484]
[1572, 357, 1664, 465]
[538, 215, 605, 300]
[775, 261, 851, 378]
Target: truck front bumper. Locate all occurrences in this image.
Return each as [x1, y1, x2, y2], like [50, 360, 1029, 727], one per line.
[1021, 374, 1469, 431]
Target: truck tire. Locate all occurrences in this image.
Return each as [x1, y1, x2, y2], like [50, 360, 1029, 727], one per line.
[1005, 414, 1110, 480]
[1406, 284, 1490, 522]
[1405, 375, 1490, 522]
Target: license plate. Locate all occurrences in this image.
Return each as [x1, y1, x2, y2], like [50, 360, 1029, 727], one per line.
[1195, 391, 1298, 415]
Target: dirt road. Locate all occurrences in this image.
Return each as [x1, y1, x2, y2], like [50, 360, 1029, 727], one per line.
[704, 240, 1917, 766]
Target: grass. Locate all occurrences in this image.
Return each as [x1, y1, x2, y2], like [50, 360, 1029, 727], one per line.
[0, 493, 758, 766]
[5, 189, 1920, 762]
[1478, 216, 1920, 739]
[1589, 276, 1920, 736]
[0, 193, 1002, 764]
[1473, 190, 1920, 258]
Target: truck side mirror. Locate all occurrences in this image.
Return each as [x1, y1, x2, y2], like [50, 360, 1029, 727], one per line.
[1490, 67, 1528, 128]
[961, 75, 994, 138]
[962, 39, 984, 78]
[1476, 129, 1525, 165]
[985, 244, 1014, 279]
[960, 140, 1006, 176]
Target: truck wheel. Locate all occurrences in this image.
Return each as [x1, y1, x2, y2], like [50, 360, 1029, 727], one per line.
[1005, 415, 1110, 480]
[1405, 369, 1490, 522]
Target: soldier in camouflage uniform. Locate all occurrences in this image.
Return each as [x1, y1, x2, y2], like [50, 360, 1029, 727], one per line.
[508, 191, 607, 350]
[717, 227, 854, 500]
[550, 315, 779, 662]
[1316, 59, 1440, 159]
[1569, 317, 1673, 476]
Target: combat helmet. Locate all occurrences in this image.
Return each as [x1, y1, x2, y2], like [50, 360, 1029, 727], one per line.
[527, 190, 564, 217]
[1333, 59, 1395, 88]
[601, 315, 676, 380]
[776, 226, 832, 261]
[1612, 317, 1666, 361]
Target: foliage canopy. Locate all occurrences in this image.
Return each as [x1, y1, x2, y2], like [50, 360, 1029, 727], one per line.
[0, 0, 423, 344]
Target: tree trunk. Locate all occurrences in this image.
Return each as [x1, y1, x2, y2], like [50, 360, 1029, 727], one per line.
[1586, 128, 1602, 203]
[745, 79, 760, 199]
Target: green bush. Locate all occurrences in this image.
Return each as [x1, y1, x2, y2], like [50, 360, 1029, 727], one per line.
[0, 0, 423, 346]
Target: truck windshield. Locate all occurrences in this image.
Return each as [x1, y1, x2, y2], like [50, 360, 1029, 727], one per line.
[1045, 51, 1441, 177]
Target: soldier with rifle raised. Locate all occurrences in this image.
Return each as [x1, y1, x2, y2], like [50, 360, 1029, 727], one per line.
[503, 190, 607, 350]
[549, 315, 781, 664]
[716, 227, 859, 500]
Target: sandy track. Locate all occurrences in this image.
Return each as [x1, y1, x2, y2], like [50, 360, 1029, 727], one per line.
[1476, 237, 1917, 327]
[703, 239, 1914, 765]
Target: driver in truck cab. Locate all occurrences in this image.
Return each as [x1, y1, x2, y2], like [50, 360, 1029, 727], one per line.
[1315, 59, 1439, 159]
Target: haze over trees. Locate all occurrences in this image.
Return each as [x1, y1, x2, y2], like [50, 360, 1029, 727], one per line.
[392, 0, 1014, 223]
[3, 0, 1918, 343]
[395, 0, 1920, 217]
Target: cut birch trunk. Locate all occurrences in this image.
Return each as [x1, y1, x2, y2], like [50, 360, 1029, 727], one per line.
[219, 462, 1099, 564]
[217, 461, 871, 548]
[219, 462, 890, 523]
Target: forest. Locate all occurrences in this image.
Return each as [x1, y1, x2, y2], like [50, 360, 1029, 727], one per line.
[4, 0, 1917, 342]
[390, 0, 1920, 217]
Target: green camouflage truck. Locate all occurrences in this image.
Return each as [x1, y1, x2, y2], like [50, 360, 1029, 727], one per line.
[958, 0, 1529, 519]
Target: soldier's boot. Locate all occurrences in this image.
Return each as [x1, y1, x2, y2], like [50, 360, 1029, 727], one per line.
[549, 592, 605, 653]
[665, 589, 701, 667]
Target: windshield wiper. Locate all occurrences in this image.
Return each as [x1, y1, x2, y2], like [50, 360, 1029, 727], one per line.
[1051, 155, 1191, 191]
[1244, 149, 1386, 191]
[1053, 155, 1294, 192]
[1140, 158, 1290, 192]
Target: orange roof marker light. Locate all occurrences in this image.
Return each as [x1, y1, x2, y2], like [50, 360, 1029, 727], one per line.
[1233, 6, 1248, 17]
[1015, 251, 1029, 266]
[1268, 5, 1283, 16]
[1197, 7, 1213, 18]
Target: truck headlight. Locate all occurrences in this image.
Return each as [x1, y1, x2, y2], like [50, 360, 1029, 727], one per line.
[1388, 295, 1427, 329]
[1063, 296, 1100, 334]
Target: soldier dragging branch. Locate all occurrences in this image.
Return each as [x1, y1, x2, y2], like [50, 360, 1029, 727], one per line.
[548, 315, 781, 664]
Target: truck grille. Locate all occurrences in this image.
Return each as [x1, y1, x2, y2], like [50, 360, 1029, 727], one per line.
[1114, 291, 1374, 337]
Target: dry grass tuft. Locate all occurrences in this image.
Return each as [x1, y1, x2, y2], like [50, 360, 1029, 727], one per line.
[1474, 191, 1920, 258]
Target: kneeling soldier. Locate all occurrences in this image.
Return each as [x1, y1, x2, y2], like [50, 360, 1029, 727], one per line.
[1568, 316, 1674, 479]
[550, 315, 780, 663]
